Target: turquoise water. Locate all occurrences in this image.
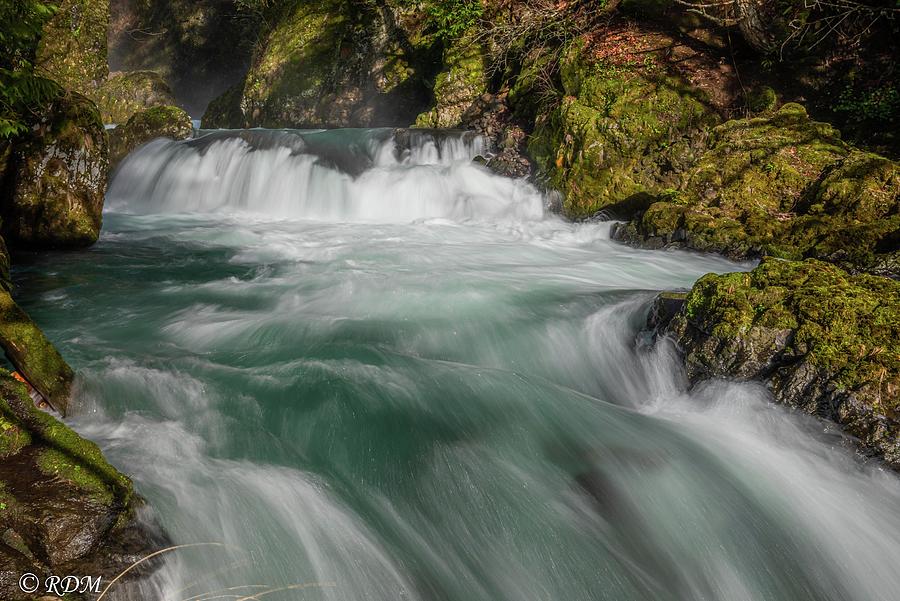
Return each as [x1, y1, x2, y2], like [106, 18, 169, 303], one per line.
[13, 130, 900, 600]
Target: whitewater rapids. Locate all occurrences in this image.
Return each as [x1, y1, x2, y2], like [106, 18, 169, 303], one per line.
[14, 128, 900, 601]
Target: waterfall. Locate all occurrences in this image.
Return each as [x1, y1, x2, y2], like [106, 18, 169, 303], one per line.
[107, 128, 544, 223]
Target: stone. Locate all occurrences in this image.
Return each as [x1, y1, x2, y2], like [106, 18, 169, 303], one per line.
[108, 105, 193, 168]
[2, 93, 107, 249]
[660, 258, 900, 466]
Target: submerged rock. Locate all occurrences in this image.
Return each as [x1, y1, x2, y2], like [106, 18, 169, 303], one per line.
[2, 93, 107, 249]
[614, 104, 900, 274]
[654, 258, 900, 467]
[0, 374, 165, 600]
[93, 70, 178, 125]
[109, 105, 193, 168]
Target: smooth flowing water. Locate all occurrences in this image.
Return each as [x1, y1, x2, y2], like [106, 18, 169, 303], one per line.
[14, 129, 900, 601]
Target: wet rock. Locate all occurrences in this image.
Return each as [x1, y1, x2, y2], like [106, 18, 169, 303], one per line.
[0, 374, 166, 601]
[656, 258, 900, 467]
[109, 105, 193, 168]
[0, 289, 73, 416]
[1, 93, 107, 249]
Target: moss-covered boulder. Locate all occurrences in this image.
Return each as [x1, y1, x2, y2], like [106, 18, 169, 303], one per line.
[0, 290, 73, 416]
[415, 29, 488, 128]
[218, 0, 438, 128]
[35, 0, 110, 95]
[108, 105, 193, 168]
[2, 93, 107, 249]
[662, 258, 900, 466]
[528, 38, 719, 218]
[614, 104, 900, 272]
[201, 82, 244, 129]
[93, 70, 178, 125]
[0, 373, 164, 600]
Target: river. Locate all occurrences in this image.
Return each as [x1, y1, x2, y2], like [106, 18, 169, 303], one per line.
[13, 128, 900, 601]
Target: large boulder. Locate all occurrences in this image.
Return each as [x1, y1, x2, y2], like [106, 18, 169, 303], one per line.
[0, 374, 165, 600]
[614, 104, 900, 273]
[1, 93, 107, 249]
[205, 0, 439, 128]
[656, 258, 900, 466]
[93, 70, 178, 125]
[35, 0, 109, 95]
[528, 36, 719, 218]
[109, 105, 193, 168]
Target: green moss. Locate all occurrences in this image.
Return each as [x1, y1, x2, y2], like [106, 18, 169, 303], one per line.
[35, 0, 109, 94]
[92, 70, 177, 124]
[0, 373, 133, 508]
[529, 38, 718, 218]
[4, 92, 107, 249]
[0, 290, 73, 415]
[415, 28, 487, 128]
[108, 105, 193, 167]
[621, 104, 899, 271]
[0, 413, 31, 459]
[36, 448, 114, 505]
[684, 258, 900, 407]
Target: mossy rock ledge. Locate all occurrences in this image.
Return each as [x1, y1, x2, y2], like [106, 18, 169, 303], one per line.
[614, 104, 900, 275]
[2, 93, 107, 249]
[109, 105, 193, 169]
[0, 373, 166, 601]
[652, 258, 900, 467]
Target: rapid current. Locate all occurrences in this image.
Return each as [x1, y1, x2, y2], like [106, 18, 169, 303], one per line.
[13, 128, 900, 600]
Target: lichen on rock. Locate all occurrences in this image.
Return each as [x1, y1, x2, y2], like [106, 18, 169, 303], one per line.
[2, 92, 107, 249]
[659, 258, 900, 466]
[108, 105, 193, 168]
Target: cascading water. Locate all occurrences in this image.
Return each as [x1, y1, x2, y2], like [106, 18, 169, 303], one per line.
[15, 129, 900, 601]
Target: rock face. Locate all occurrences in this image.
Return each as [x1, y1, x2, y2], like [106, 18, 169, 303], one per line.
[614, 104, 900, 274]
[415, 29, 488, 128]
[655, 258, 900, 467]
[527, 37, 719, 218]
[0, 374, 164, 601]
[108, 0, 259, 116]
[209, 0, 439, 129]
[35, 0, 110, 95]
[109, 105, 193, 168]
[94, 71, 178, 125]
[1, 93, 107, 249]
